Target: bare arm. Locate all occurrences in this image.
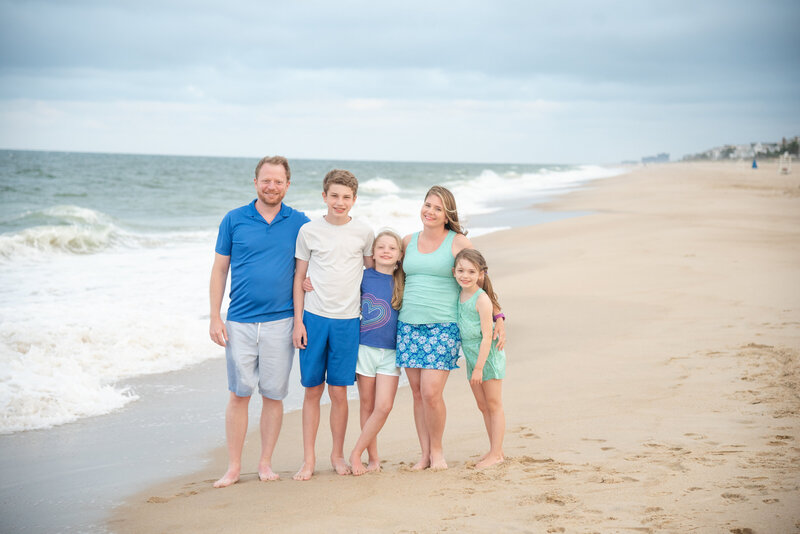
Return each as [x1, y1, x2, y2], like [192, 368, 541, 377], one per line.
[451, 233, 473, 257]
[209, 253, 231, 346]
[470, 292, 495, 386]
[453, 233, 506, 349]
[363, 255, 374, 269]
[493, 315, 506, 350]
[292, 259, 309, 349]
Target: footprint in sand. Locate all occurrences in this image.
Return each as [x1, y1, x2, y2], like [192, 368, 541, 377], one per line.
[514, 425, 540, 439]
[721, 493, 748, 502]
[535, 491, 577, 507]
[517, 455, 555, 468]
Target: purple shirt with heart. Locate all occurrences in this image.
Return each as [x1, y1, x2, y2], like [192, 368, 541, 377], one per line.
[359, 268, 398, 349]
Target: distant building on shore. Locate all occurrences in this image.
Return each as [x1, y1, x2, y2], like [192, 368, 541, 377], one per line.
[642, 153, 670, 164]
[683, 137, 797, 161]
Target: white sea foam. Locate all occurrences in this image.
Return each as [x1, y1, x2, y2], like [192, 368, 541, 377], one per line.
[446, 165, 624, 216]
[360, 177, 401, 194]
[0, 241, 218, 434]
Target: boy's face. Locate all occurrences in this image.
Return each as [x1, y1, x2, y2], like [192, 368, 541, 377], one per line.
[322, 183, 356, 221]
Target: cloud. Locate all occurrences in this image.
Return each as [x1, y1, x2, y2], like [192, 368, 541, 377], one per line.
[0, 0, 798, 162]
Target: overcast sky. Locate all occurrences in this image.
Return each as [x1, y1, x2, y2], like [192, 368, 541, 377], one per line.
[0, 0, 798, 163]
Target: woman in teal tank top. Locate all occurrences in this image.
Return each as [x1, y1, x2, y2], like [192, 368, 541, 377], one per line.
[396, 186, 505, 471]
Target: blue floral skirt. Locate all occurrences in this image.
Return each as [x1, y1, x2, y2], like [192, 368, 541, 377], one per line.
[396, 321, 461, 370]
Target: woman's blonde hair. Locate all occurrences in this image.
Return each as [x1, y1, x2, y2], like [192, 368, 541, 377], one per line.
[425, 185, 467, 236]
[454, 248, 501, 311]
[374, 229, 405, 310]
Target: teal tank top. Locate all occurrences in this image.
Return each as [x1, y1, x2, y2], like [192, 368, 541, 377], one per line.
[457, 287, 506, 380]
[456, 288, 485, 343]
[398, 231, 460, 324]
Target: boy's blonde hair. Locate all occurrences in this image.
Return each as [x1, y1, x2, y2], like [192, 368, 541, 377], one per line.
[425, 185, 466, 236]
[374, 229, 405, 310]
[323, 169, 358, 196]
[454, 248, 501, 311]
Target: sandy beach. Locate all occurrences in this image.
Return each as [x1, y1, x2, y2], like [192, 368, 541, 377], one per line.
[110, 161, 800, 533]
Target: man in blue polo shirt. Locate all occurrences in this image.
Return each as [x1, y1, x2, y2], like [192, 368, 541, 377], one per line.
[209, 155, 309, 488]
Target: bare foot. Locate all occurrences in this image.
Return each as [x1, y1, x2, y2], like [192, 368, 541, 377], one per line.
[475, 454, 504, 469]
[331, 456, 351, 476]
[350, 451, 367, 476]
[293, 462, 314, 481]
[410, 457, 430, 471]
[213, 468, 240, 488]
[429, 454, 448, 471]
[366, 459, 381, 473]
[258, 463, 280, 481]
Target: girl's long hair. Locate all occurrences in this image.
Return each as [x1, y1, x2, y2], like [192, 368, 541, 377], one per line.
[454, 248, 501, 311]
[374, 229, 405, 310]
[425, 185, 467, 236]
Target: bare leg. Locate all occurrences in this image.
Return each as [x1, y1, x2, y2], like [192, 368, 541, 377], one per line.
[258, 396, 283, 481]
[351, 374, 376, 476]
[420, 369, 450, 470]
[469, 381, 492, 462]
[328, 385, 351, 475]
[405, 368, 430, 470]
[475, 379, 505, 469]
[350, 374, 399, 475]
[214, 393, 250, 488]
[294, 384, 323, 481]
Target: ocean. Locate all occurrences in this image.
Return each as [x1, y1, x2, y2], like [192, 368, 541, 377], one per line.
[0, 149, 624, 435]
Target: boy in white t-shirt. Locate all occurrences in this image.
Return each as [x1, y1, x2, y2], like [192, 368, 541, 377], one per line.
[292, 169, 374, 480]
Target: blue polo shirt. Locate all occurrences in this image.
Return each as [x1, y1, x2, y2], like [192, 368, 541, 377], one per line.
[215, 200, 309, 323]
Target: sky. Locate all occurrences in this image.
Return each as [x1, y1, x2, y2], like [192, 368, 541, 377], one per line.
[0, 0, 798, 164]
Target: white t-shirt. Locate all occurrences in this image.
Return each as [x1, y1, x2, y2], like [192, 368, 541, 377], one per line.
[295, 217, 374, 319]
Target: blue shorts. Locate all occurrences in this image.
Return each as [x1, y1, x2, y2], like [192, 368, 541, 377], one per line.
[299, 311, 360, 387]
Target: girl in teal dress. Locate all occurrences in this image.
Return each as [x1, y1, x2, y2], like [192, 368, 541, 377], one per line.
[454, 248, 506, 468]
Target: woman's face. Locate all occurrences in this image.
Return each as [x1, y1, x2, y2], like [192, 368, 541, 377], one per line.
[420, 193, 447, 229]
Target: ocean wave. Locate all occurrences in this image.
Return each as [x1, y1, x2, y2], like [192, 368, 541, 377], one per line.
[0, 205, 211, 260]
[360, 177, 401, 194]
[0, 310, 215, 434]
[446, 165, 626, 213]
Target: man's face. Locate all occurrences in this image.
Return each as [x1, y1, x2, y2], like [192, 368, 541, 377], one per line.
[254, 163, 289, 207]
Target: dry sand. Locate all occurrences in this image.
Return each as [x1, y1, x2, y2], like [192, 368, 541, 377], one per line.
[111, 161, 799, 533]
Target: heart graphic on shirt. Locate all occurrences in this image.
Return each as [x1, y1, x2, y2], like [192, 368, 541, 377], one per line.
[361, 293, 390, 332]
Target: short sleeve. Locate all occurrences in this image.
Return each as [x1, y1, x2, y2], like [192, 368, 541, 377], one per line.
[214, 213, 233, 256]
[362, 227, 375, 257]
[295, 225, 311, 261]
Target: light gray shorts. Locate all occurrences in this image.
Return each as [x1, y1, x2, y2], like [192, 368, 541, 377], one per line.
[225, 318, 295, 399]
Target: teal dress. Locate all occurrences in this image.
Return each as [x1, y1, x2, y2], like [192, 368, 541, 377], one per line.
[456, 288, 506, 380]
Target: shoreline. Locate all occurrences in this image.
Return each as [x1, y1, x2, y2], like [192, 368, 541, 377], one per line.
[110, 160, 799, 532]
[0, 168, 610, 534]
